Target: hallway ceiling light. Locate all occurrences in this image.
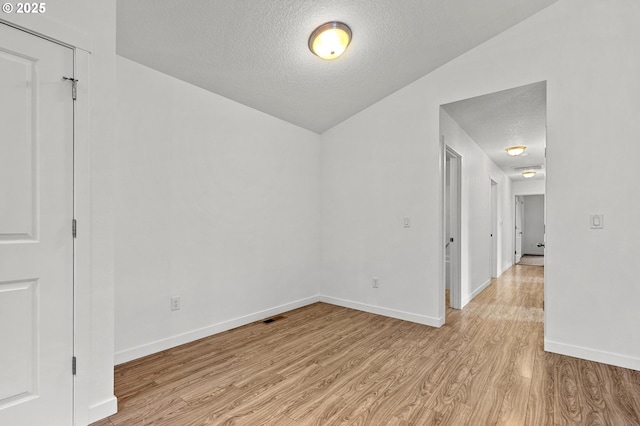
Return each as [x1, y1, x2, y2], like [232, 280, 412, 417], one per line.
[309, 22, 352, 60]
[522, 170, 536, 178]
[505, 145, 526, 156]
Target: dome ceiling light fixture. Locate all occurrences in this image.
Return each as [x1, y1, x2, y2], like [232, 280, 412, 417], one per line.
[309, 21, 352, 60]
[505, 145, 526, 156]
[522, 170, 536, 179]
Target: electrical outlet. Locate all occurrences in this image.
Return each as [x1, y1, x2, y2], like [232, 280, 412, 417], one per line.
[171, 296, 180, 311]
[372, 277, 379, 288]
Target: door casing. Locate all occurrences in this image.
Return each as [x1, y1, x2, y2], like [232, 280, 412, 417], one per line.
[490, 179, 498, 278]
[443, 141, 462, 313]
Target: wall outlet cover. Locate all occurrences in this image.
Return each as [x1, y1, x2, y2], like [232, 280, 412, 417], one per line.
[171, 296, 181, 311]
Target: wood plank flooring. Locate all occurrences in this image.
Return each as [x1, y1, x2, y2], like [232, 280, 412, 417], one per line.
[92, 265, 640, 425]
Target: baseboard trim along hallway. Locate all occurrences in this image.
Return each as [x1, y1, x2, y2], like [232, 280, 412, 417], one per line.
[94, 265, 640, 426]
[114, 295, 321, 364]
[319, 295, 443, 328]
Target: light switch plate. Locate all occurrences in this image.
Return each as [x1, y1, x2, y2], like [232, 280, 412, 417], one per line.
[589, 214, 603, 229]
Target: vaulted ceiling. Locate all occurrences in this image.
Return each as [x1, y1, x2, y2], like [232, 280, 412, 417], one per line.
[116, 0, 557, 134]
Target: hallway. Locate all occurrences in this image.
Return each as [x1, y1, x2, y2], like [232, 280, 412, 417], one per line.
[517, 255, 544, 267]
[93, 265, 640, 425]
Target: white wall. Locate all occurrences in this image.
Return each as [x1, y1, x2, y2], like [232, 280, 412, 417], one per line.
[523, 195, 545, 255]
[440, 110, 513, 305]
[320, 0, 640, 370]
[3, 2, 117, 423]
[114, 57, 321, 363]
[318, 79, 515, 325]
[8, 3, 640, 424]
[319, 98, 443, 325]
[512, 178, 545, 195]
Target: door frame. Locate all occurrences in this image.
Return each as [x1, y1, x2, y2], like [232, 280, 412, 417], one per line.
[442, 141, 462, 313]
[514, 195, 524, 264]
[490, 178, 498, 278]
[520, 194, 546, 257]
[0, 17, 92, 426]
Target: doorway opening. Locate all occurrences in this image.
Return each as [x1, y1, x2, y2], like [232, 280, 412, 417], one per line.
[439, 81, 547, 325]
[515, 196, 524, 264]
[516, 194, 545, 266]
[490, 179, 498, 278]
[443, 142, 462, 310]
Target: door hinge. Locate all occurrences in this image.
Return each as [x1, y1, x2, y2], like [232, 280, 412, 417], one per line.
[72, 219, 77, 238]
[72, 356, 77, 375]
[62, 76, 78, 101]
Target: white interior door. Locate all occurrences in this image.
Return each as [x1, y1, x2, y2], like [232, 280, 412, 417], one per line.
[0, 23, 74, 425]
[514, 196, 523, 264]
[490, 180, 498, 278]
[444, 145, 461, 310]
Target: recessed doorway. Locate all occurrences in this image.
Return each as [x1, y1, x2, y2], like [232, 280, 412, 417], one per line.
[440, 81, 547, 323]
[443, 142, 462, 310]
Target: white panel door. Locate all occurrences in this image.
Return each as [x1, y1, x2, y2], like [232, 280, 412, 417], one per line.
[0, 23, 74, 425]
[515, 197, 523, 264]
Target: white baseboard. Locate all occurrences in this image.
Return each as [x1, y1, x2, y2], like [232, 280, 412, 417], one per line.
[545, 339, 640, 371]
[319, 295, 443, 327]
[88, 395, 118, 424]
[114, 295, 321, 365]
[462, 278, 492, 306]
[114, 294, 444, 365]
[499, 262, 513, 277]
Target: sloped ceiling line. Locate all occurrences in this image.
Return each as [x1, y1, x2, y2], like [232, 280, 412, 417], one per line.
[117, 0, 557, 134]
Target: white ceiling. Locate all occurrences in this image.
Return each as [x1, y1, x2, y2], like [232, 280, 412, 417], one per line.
[442, 81, 546, 181]
[116, 0, 557, 134]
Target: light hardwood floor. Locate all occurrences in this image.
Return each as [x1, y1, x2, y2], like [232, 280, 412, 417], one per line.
[92, 265, 640, 425]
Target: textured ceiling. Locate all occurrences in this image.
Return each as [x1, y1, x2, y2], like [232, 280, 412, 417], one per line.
[117, 0, 557, 134]
[442, 82, 546, 181]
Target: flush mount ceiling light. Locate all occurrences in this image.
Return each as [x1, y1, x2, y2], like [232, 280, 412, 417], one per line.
[522, 170, 536, 178]
[309, 21, 352, 60]
[505, 145, 526, 156]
